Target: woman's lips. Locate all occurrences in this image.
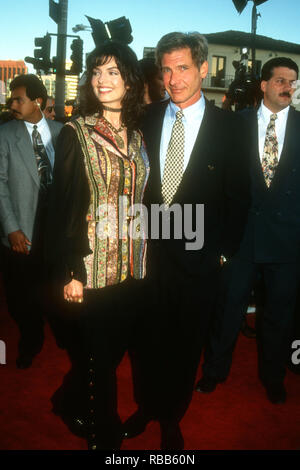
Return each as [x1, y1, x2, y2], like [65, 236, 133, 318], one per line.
[98, 87, 112, 93]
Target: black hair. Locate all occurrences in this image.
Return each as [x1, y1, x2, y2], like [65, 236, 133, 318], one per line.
[156, 32, 208, 69]
[10, 74, 48, 110]
[139, 58, 161, 83]
[80, 41, 144, 131]
[261, 57, 299, 81]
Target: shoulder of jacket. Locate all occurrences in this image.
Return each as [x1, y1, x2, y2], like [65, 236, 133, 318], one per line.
[0, 119, 22, 136]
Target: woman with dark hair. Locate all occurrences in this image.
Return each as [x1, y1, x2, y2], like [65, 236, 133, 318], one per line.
[47, 41, 149, 450]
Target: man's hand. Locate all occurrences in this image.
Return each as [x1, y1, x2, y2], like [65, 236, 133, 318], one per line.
[220, 255, 227, 266]
[64, 279, 84, 303]
[8, 230, 31, 254]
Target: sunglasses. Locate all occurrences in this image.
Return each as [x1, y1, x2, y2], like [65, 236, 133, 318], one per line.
[46, 106, 54, 113]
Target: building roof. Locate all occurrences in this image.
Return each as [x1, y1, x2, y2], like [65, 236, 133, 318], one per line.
[204, 30, 300, 54]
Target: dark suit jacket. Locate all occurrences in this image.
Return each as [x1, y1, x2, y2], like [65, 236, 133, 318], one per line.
[239, 106, 300, 263]
[141, 99, 252, 278]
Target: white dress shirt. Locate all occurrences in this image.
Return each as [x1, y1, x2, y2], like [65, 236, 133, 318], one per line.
[25, 115, 55, 168]
[257, 101, 289, 162]
[160, 94, 206, 180]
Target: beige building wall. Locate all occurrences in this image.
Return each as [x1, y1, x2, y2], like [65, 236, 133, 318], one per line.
[204, 43, 300, 110]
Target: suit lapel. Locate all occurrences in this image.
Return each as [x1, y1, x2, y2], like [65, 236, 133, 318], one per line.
[47, 119, 59, 146]
[172, 100, 220, 202]
[242, 108, 267, 193]
[146, 102, 167, 204]
[16, 121, 40, 188]
[269, 107, 298, 191]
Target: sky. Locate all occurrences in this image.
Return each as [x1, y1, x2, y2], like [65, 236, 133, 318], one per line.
[1, 0, 300, 71]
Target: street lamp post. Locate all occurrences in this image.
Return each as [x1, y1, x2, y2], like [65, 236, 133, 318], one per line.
[72, 24, 92, 33]
[232, 0, 270, 78]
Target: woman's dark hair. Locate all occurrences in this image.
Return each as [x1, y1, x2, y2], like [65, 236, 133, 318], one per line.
[80, 41, 144, 130]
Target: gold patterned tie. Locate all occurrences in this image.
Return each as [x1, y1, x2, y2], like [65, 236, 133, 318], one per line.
[162, 110, 185, 206]
[261, 113, 278, 187]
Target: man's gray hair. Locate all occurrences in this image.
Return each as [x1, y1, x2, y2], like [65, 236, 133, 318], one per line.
[156, 32, 208, 69]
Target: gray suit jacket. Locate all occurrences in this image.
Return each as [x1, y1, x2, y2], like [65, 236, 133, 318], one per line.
[0, 118, 63, 247]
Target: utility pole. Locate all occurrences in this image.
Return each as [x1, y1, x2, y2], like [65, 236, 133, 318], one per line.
[55, 0, 68, 118]
[232, 0, 269, 79]
[251, 2, 260, 78]
[49, 0, 68, 118]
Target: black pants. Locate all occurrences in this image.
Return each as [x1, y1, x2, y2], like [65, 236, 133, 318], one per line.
[132, 262, 220, 424]
[203, 255, 300, 385]
[0, 244, 45, 357]
[68, 277, 151, 448]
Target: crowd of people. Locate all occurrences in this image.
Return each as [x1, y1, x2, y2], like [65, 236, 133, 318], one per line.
[0, 31, 299, 451]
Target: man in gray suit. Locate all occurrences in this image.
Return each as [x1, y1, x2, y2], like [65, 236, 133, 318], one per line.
[0, 74, 62, 368]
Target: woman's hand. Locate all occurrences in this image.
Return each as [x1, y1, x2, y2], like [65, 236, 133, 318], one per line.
[64, 279, 84, 303]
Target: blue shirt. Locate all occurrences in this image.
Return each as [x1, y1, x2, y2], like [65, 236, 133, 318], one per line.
[160, 94, 206, 180]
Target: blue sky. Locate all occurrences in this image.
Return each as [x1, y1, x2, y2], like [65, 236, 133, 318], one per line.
[1, 0, 300, 70]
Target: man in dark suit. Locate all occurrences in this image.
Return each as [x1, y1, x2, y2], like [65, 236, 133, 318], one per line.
[0, 74, 62, 369]
[123, 32, 251, 449]
[197, 57, 300, 404]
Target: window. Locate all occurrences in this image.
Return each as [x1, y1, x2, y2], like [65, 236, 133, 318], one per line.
[211, 56, 226, 87]
[248, 60, 262, 78]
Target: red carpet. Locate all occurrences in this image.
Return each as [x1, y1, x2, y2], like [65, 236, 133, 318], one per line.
[0, 285, 300, 451]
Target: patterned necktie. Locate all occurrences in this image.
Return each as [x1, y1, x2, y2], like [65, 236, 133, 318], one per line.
[32, 124, 52, 191]
[162, 110, 185, 206]
[261, 113, 278, 187]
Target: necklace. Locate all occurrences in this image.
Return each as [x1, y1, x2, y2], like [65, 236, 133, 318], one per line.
[102, 104, 122, 112]
[102, 116, 126, 149]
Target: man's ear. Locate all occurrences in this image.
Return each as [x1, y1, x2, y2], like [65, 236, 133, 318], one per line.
[261, 80, 267, 94]
[200, 61, 209, 79]
[35, 98, 43, 108]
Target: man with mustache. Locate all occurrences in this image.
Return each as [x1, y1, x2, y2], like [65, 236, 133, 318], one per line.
[197, 57, 300, 404]
[0, 74, 62, 368]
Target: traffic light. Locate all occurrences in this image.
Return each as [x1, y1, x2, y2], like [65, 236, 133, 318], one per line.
[52, 56, 58, 74]
[232, 0, 247, 14]
[70, 38, 83, 75]
[34, 34, 51, 67]
[25, 34, 52, 73]
[232, 0, 269, 14]
[86, 15, 133, 46]
[106, 17, 133, 44]
[86, 16, 108, 46]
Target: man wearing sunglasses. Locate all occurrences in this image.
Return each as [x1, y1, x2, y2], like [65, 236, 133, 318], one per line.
[44, 96, 56, 120]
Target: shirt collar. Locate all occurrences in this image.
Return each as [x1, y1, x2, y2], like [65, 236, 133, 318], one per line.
[168, 93, 205, 121]
[258, 101, 289, 123]
[25, 114, 47, 131]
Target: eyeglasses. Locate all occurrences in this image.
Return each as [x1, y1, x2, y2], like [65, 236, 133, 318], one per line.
[46, 106, 54, 113]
